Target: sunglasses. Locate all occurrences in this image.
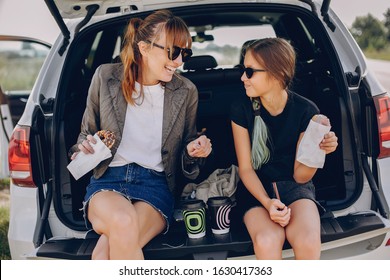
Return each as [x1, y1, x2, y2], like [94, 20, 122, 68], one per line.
[146, 40, 193, 62]
[239, 65, 267, 79]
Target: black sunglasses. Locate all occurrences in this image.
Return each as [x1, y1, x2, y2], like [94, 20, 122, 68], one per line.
[146, 40, 193, 62]
[239, 65, 267, 79]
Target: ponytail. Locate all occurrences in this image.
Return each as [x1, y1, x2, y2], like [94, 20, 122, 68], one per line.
[120, 18, 143, 105]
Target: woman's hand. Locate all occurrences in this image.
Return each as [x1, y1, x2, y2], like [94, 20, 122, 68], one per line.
[320, 131, 338, 154]
[267, 199, 291, 227]
[186, 135, 212, 158]
[71, 134, 97, 160]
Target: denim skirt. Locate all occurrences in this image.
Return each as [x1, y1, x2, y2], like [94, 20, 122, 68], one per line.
[82, 163, 174, 234]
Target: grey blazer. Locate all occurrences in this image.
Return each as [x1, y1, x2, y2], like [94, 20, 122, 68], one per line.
[70, 63, 203, 194]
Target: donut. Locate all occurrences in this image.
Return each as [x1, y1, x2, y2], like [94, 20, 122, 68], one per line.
[312, 114, 330, 126]
[96, 130, 116, 149]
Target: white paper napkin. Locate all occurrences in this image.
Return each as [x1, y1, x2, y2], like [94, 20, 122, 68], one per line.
[67, 134, 112, 180]
[296, 117, 331, 168]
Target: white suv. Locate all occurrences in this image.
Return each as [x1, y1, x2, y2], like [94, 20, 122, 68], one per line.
[7, 0, 390, 259]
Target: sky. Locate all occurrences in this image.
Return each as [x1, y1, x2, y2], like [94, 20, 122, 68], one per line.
[0, 0, 389, 44]
[331, 0, 389, 27]
[0, 0, 59, 43]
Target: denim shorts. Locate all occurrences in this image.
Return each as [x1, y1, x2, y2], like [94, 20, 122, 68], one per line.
[234, 180, 326, 218]
[82, 163, 174, 234]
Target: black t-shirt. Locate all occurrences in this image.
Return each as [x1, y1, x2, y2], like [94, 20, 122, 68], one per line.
[230, 91, 319, 185]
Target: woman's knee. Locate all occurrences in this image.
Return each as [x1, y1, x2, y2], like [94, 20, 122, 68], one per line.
[109, 210, 139, 234]
[88, 191, 138, 233]
[252, 230, 285, 251]
[288, 231, 321, 258]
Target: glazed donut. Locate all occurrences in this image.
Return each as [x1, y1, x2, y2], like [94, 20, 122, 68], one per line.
[96, 130, 116, 149]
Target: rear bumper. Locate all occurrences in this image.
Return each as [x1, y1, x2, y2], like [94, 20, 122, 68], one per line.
[7, 184, 38, 259]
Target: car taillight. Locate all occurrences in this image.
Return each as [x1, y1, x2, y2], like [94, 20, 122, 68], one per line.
[374, 93, 390, 159]
[8, 125, 36, 187]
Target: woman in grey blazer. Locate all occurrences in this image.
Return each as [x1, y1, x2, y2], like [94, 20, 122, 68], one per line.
[69, 10, 212, 260]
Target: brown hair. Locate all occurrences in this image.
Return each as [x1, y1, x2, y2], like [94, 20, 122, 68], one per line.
[246, 38, 296, 89]
[120, 10, 192, 104]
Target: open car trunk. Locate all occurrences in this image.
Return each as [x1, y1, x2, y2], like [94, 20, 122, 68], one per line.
[30, 2, 390, 259]
[36, 211, 387, 259]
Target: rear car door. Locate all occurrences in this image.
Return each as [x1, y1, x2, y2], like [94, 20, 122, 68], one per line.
[316, 2, 390, 259]
[0, 35, 51, 178]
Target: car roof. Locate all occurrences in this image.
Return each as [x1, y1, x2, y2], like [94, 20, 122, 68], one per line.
[50, 0, 317, 19]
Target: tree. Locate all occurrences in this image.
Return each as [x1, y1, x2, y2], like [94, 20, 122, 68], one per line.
[384, 8, 390, 41]
[350, 13, 387, 51]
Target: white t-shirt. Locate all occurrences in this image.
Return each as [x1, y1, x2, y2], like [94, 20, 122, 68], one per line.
[109, 82, 165, 171]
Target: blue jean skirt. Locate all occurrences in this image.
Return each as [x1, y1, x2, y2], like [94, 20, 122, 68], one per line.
[82, 163, 174, 234]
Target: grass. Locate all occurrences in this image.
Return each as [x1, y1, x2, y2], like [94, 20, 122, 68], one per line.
[0, 56, 45, 91]
[0, 206, 10, 259]
[364, 46, 390, 61]
[0, 177, 10, 191]
[0, 178, 11, 260]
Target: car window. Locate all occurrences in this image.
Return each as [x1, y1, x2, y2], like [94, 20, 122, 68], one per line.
[190, 25, 276, 68]
[0, 39, 50, 94]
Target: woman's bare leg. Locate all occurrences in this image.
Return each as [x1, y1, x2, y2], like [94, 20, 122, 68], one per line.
[88, 191, 166, 260]
[92, 234, 109, 260]
[133, 201, 166, 247]
[88, 191, 143, 259]
[285, 199, 321, 260]
[244, 207, 285, 260]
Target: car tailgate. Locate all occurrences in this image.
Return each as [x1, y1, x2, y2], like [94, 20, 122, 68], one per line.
[34, 212, 388, 260]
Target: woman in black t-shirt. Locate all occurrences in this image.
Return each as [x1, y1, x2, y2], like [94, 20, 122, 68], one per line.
[230, 38, 338, 259]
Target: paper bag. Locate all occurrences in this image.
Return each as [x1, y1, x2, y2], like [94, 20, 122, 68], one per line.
[67, 134, 112, 180]
[296, 114, 331, 168]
